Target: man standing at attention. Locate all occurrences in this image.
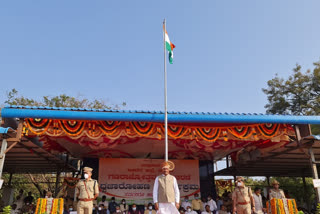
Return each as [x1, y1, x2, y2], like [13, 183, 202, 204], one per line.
[252, 187, 264, 214]
[153, 161, 180, 214]
[76, 167, 99, 214]
[232, 177, 255, 214]
[191, 193, 202, 214]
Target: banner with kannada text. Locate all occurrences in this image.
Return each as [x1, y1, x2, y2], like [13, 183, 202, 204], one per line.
[99, 158, 200, 204]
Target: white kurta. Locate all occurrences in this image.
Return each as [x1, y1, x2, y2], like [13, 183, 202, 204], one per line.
[153, 174, 180, 214]
[252, 193, 263, 214]
[181, 201, 192, 210]
[206, 199, 217, 211]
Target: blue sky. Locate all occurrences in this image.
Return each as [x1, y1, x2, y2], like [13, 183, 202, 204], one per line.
[1, 0, 320, 113]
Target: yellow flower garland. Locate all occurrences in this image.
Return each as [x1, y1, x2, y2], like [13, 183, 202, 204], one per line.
[35, 198, 64, 214]
[267, 199, 298, 214]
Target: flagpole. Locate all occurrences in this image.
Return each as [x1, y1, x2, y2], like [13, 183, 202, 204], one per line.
[163, 19, 168, 162]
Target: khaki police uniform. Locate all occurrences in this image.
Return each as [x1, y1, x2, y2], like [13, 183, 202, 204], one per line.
[75, 167, 99, 214]
[232, 186, 253, 214]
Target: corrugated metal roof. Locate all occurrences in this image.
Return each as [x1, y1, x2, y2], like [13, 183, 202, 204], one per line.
[2, 105, 320, 124]
[0, 105, 296, 115]
[0, 127, 14, 134]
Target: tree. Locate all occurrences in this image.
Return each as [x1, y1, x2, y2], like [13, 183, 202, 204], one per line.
[262, 61, 320, 134]
[5, 88, 126, 109]
[1, 89, 126, 198]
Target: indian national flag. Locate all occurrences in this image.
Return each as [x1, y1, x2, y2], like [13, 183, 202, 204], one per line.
[164, 25, 175, 64]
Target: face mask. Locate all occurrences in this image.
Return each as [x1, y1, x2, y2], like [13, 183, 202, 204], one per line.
[207, 198, 211, 201]
[149, 206, 153, 210]
[185, 199, 188, 202]
[122, 201, 126, 204]
[84, 173, 89, 179]
[26, 203, 29, 205]
[145, 207, 147, 210]
[45, 196, 48, 198]
[187, 209, 191, 212]
[112, 200, 115, 202]
[99, 207, 102, 210]
[133, 208, 136, 211]
[69, 208, 73, 211]
[116, 210, 121, 213]
[195, 197, 199, 199]
[237, 182, 243, 187]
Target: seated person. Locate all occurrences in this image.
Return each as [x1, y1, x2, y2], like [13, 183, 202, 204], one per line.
[201, 205, 213, 214]
[129, 204, 141, 214]
[185, 206, 197, 214]
[144, 203, 156, 214]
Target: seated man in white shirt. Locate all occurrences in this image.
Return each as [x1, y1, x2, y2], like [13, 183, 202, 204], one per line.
[206, 195, 217, 212]
[201, 205, 213, 214]
[185, 206, 197, 214]
[181, 196, 192, 210]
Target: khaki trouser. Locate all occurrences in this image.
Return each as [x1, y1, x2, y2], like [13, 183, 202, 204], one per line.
[77, 200, 93, 214]
[236, 204, 251, 214]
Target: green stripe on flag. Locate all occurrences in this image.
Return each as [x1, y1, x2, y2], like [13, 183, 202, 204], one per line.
[166, 42, 172, 52]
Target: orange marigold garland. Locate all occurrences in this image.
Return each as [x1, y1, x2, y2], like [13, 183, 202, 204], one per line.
[35, 198, 64, 214]
[35, 198, 41, 214]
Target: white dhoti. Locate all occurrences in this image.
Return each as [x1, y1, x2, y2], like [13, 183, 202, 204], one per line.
[157, 202, 179, 214]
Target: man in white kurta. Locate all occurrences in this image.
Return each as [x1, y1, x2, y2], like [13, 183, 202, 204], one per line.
[153, 161, 180, 214]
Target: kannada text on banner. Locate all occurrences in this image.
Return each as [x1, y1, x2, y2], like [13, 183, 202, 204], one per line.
[99, 158, 200, 203]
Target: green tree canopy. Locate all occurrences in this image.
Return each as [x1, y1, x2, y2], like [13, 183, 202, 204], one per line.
[262, 61, 320, 115]
[4, 88, 126, 109]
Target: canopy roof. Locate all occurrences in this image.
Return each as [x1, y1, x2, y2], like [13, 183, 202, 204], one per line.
[0, 126, 78, 174]
[1, 106, 309, 162]
[2, 105, 320, 124]
[215, 135, 320, 177]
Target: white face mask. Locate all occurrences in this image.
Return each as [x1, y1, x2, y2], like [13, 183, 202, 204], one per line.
[84, 173, 89, 179]
[122, 201, 126, 204]
[133, 208, 137, 211]
[99, 207, 102, 210]
[116, 210, 121, 213]
[149, 206, 153, 210]
[237, 182, 243, 187]
[187, 209, 191, 212]
[69, 208, 73, 211]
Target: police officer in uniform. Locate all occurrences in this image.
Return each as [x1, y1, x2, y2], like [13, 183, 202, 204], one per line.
[76, 167, 99, 214]
[232, 177, 255, 214]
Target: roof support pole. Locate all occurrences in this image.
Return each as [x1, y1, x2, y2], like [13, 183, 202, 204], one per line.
[309, 147, 320, 202]
[8, 173, 13, 187]
[0, 139, 8, 180]
[266, 176, 270, 186]
[54, 169, 61, 198]
[302, 176, 310, 211]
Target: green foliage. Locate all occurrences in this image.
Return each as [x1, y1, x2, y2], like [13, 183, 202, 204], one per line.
[270, 177, 315, 211]
[3, 205, 11, 214]
[5, 89, 126, 109]
[263, 61, 320, 134]
[316, 203, 320, 214]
